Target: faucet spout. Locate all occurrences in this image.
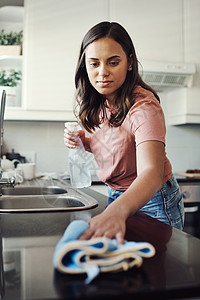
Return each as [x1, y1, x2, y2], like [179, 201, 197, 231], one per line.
[0, 90, 6, 159]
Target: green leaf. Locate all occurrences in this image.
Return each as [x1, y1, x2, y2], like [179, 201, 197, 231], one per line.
[0, 29, 23, 45]
[0, 69, 22, 86]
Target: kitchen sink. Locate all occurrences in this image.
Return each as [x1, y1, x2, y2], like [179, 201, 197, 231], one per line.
[1, 186, 68, 196]
[0, 185, 98, 213]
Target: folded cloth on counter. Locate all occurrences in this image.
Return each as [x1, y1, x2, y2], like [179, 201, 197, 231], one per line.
[53, 220, 156, 284]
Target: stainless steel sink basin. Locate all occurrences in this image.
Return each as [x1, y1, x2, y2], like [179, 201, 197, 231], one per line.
[0, 185, 98, 213]
[1, 186, 67, 195]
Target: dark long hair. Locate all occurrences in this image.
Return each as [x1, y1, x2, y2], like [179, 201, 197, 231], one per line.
[74, 21, 159, 133]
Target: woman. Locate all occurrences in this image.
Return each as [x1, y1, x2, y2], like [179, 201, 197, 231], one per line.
[64, 21, 184, 244]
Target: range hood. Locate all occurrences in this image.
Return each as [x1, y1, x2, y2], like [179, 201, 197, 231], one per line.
[139, 61, 196, 92]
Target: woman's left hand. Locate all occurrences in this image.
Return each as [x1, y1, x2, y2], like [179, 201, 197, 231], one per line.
[79, 205, 126, 245]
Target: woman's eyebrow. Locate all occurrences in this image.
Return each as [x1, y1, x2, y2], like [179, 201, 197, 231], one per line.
[107, 55, 121, 60]
[88, 57, 99, 60]
[88, 55, 121, 61]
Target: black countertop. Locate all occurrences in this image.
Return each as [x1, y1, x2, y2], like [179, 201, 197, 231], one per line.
[177, 177, 200, 184]
[0, 182, 200, 300]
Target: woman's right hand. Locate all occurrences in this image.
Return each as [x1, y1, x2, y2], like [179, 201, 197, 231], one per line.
[64, 128, 86, 149]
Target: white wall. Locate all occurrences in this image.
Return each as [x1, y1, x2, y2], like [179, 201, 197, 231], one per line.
[3, 120, 98, 175]
[160, 93, 200, 173]
[166, 125, 200, 172]
[3, 121, 68, 173]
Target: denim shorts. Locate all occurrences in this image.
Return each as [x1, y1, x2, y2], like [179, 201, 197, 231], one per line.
[107, 174, 185, 230]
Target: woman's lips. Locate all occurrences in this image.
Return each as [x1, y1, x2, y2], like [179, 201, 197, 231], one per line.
[97, 81, 113, 87]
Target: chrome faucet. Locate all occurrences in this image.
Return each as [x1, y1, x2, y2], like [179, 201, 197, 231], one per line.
[0, 90, 15, 195]
[0, 89, 6, 156]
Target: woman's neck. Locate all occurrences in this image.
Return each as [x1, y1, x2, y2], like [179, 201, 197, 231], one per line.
[105, 99, 118, 114]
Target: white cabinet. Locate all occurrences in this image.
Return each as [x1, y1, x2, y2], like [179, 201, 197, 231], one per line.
[3, 0, 108, 120]
[166, 88, 200, 125]
[109, 0, 184, 62]
[166, 0, 200, 125]
[9, 0, 109, 121]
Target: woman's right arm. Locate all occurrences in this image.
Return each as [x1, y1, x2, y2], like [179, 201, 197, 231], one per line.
[64, 128, 91, 152]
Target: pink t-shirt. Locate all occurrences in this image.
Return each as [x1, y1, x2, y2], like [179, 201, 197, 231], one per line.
[90, 86, 172, 190]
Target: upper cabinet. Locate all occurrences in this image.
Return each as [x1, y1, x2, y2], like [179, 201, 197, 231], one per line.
[3, 0, 200, 123]
[5, 0, 109, 121]
[109, 0, 184, 62]
[166, 0, 200, 125]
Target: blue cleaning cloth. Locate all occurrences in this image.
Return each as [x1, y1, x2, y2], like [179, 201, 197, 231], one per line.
[53, 220, 155, 284]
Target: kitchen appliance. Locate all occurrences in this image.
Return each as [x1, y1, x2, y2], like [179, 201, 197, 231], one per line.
[5, 149, 26, 165]
[139, 61, 196, 91]
[179, 181, 200, 238]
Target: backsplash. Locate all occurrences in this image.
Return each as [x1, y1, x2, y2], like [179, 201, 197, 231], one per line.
[3, 115, 200, 175]
[161, 92, 200, 173]
[166, 125, 200, 172]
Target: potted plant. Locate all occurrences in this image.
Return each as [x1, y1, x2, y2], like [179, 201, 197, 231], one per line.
[0, 69, 22, 106]
[0, 30, 23, 55]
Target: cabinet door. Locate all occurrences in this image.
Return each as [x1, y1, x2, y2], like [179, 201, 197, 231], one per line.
[23, 0, 108, 116]
[184, 0, 200, 115]
[109, 0, 183, 62]
[166, 0, 200, 125]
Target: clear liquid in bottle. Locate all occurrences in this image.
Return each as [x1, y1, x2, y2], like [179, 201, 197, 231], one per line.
[65, 122, 91, 188]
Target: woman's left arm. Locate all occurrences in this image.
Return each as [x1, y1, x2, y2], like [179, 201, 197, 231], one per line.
[79, 140, 165, 244]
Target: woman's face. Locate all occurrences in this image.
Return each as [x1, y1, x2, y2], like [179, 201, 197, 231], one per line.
[85, 37, 130, 102]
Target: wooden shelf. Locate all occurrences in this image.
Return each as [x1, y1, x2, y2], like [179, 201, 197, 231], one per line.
[0, 55, 23, 61]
